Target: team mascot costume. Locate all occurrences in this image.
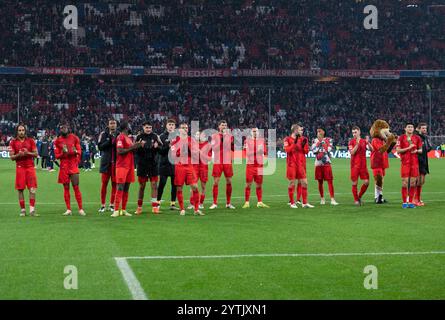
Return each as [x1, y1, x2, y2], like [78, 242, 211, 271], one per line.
[369, 120, 397, 203]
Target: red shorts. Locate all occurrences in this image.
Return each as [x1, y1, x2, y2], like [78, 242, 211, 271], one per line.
[246, 165, 264, 184]
[372, 168, 386, 177]
[58, 163, 80, 184]
[212, 164, 233, 178]
[101, 166, 116, 184]
[15, 166, 37, 190]
[401, 165, 419, 178]
[138, 176, 159, 183]
[286, 165, 306, 180]
[193, 164, 209, 183]
[116, 167, 135, 184]
[351, 165, 370, 181]
[315, 165, 333, 181]
[175, 165, 198, 186]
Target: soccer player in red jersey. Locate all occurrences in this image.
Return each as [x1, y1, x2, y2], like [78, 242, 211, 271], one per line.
[210, 120, 235, 210]
[311, 127, 339, 206]
[111, 121, 144, 217]
[54, 123, 85, 216]
[9, 124, 39, 217]
[171, 123, 204, 216]
[284, 124, 314, 209]
[97, 118, 118, 213]
[242, 127, 270, 209]
[348, 126, 373, 205]
[187, 130, 212, 210]
[396, 123, 423, 209]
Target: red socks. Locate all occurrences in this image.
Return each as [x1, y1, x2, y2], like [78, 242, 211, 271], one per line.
[114, 189, 123, 211]
[73, 185, 83, 210]
[30, 198, 35, 208]
[288, 186, 295, 204]
[137, 199, 143, 207]
[302, 186, 308, 204]
[19, 199, 25, 209]
[63, 185, 71, 210]
[100, 182, 107, 206]
[192, 189, 200, 211]
[177, 189, 184, 210]
[199, 194, 205, 205]
[317, 180, 324, 198]
[352, 185, 359, 201]
[122, 191, 129, 210]
[256, 186, 263, 202]
[212, 185, 218, 204]
[359, 184, 368, 199]
[416, 186, 422, 202]
[226, 183, 232, 204]
[408, 186, 415, 203]
[297, 183, 302, 202]
[245, 186, 251, 202]
[110, 182, 117, 205]
[402, 187, 408, 203]
[327, 180, 335, 198]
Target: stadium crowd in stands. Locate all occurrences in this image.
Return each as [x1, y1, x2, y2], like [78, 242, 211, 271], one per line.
[1, 1, 445, 70]
[1, 79, 444, 147]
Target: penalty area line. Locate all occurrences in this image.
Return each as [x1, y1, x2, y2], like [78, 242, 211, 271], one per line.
[114, 257, 148, 300]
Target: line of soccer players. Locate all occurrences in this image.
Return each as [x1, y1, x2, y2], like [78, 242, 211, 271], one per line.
[9, 119, 433, 216]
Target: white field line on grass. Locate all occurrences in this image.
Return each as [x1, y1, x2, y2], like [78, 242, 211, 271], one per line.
[115, 250, 445, 300]
[1, 191, 445, 205]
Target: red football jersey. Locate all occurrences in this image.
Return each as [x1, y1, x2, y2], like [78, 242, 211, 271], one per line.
[54, 134, 81, 165]
[116, 133, 134, 169]
[9, 137, 37, 168]
[397, 134, 422, 167]
[211, 132, 234, 165]
[348, 138, 367, 168]
[171, 136, 193, 165]
[191, 140, 212, 165]
[284, 136, 308, 167]
[370, 138, 389, 169]
[245, 137, 266, 166]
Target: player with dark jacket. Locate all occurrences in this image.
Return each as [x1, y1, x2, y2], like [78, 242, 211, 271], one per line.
[97, 119, 118, 213]
[134, 121, 162, 214]
[156, 119, 179, 210]
[414, 122, 433, 206]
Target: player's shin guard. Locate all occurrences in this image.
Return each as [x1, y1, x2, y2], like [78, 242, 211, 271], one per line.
[73, 185, 83, 210]
[288, 185, 295, 204]
[402, 187, 408, 203]
[226, 183, 232, 204]
[327, 180, 335, 198]
[352, 185, 359, 202]
[63, 185, 71, 210]
[114, 190, 123, 211]
[177, 189, 184, 210]
[192, 189, 200, 211]
[302, 186, 308, 204]
[359, 184, 369, 199]
[110, 182, 117, 204]
[297, 183, 302, 202]
[245, 186, 251, 202]
[317, 180, 324, 198]
[122, 191, 129, 210]
[212, 185, 218, 204]
[408, 186, 416, 203]
[256, 186, 263, 202]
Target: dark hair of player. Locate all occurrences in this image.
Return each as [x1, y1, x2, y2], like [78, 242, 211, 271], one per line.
[166, 118, 176, 125]
[417, 122, 427, 129]
[120, 121, 129, 132]
[405, 122, 415, 128]
[15, 123, 27, 137]
[218, 120, 227, 126]
[142, 121, 152, 127]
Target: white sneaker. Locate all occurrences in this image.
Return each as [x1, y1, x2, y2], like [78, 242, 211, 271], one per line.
[296, 201, 302, 205]
[209, 203, 218, 210]
[198, 204, 204, 210]
[98, 206, 106, 213]
[180, 210, 186, 216]
[320, 198, 326, 205]
[108, 205, 115, 212]
[63, 210, 72, 216]
[111, 210, 120, 218]
[302, 203, 315, 208]
[187, 204, 194, 210]
[20, 209, 26, 217]
[290, 203, 298, 209]
[121, 210, 132, 217]
[194, 210, 205, 216]
[226, 204, 236, 209]
[78, 209, 86, 216]
[331, 199, 339, 206]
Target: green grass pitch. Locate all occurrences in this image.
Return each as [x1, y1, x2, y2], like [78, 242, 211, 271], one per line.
[0, 158, 445, 300]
